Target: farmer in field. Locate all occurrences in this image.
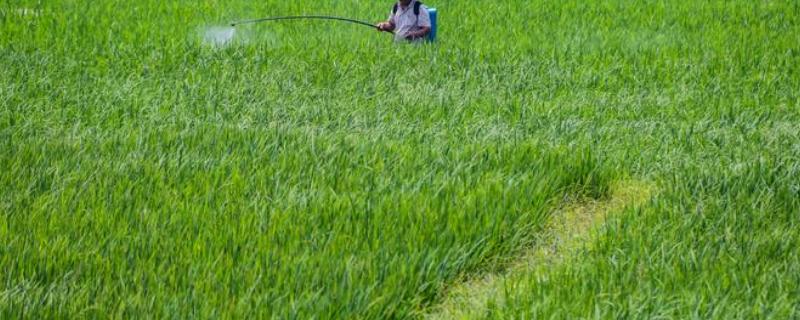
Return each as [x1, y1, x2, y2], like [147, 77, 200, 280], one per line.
[376, 0, 432, 42]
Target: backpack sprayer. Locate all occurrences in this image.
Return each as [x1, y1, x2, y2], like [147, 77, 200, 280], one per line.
[229, 4, 437, 42]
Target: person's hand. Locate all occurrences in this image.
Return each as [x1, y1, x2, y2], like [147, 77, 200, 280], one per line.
[405, 28, 430, 40]
[376, 22, 391, 32]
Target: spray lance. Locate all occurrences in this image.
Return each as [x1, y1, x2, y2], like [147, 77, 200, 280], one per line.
[230, 15, 394, 34]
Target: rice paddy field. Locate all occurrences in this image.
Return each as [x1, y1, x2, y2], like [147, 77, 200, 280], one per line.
[2, 0, 799, 318]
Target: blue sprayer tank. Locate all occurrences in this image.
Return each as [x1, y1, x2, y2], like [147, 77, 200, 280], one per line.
[427, 7, 437, 42]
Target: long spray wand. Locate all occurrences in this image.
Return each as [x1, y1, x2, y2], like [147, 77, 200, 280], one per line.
[230, 15, 393, 34]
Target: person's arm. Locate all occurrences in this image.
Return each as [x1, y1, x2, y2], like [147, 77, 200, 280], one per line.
[405, 7, 431, 39]
[376, 10, 396, 32]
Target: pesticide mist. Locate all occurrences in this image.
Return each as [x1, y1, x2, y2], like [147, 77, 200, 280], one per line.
[199, 25, 282, 48]
[202, 26, 237, 46]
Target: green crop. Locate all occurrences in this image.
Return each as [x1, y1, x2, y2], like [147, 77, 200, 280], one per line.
[1, 0, 798, 318]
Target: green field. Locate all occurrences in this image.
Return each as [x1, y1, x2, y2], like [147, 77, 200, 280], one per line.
[2, 0, 799, 318]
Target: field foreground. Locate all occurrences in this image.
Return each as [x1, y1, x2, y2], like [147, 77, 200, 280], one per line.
[1, 0, 799, 318]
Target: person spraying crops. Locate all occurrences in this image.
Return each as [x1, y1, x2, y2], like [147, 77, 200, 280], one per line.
[376, 0, 432, 42]
[228, 1, 436, 44]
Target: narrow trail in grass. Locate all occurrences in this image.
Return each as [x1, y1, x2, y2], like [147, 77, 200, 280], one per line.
[422, 180, 656, 319]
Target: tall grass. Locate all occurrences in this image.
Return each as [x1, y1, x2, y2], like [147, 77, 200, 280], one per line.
[2, 0, 798, 318]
